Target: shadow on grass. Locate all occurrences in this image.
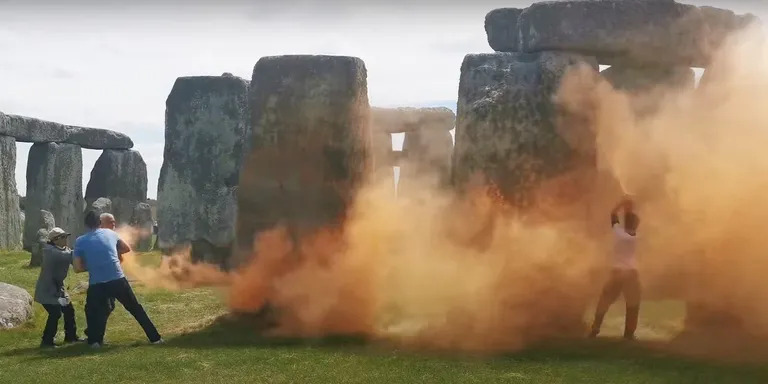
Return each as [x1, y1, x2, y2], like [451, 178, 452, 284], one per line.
[169, 313, 370, 350]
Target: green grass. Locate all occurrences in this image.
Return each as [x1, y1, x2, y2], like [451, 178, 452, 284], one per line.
[2, 251, 768, 383]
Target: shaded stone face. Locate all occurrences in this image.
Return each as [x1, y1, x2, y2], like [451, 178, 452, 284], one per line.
[399, 125, 454, 194]
[485, 8, 523, 53]
[235, 55, 370, 264]
[157, 74, 250, 263]
[601, 64, 696, 117]
[130, 202, 153, 252]
[0, 136, 21, 250]
[454, 52, 598, 203]
[0, 112, 133, 150]
[24, 143, 83, 252]
[85, 149, 147, 229]
[486, 0, 758, 67]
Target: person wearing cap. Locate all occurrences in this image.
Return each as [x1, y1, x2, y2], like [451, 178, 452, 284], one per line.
[33, 227, 85, 348]
[73, 210, 163, 348]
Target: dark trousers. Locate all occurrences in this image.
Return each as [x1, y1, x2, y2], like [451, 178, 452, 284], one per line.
[84, 297, 115, 339]
[41, 303, 77, 345]
[86, 277, 161, 344]
[591, 269, 641, 338]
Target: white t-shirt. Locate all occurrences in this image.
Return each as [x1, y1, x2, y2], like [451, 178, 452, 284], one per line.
[612, 223, 637, 270]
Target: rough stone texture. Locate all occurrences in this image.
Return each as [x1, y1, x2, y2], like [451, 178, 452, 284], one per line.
[602, 64, 696, 117]
[86, 197, 112, 217]
[0, 282, 33, 329]
[371, 107, 455, 134]
[130, 202, 153, 252]
[29, 210, 56, 267]
[454, 52, 598, 203]
[157, 74, 250, 264]
[485, 8, 523, 52]
[487, 0, 758, 67]
[0, 113, 133, 150]
[85, 150, 147, 227]
[0, 136, 22, 250]
[24, 143, 83, 253]
[235, 55, 370, 265]
[399, 126, 454, 194]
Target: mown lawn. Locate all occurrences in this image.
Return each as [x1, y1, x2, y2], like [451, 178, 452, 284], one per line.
[2, 251, 768, 383]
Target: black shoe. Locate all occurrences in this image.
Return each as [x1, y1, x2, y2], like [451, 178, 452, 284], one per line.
[64, 336, 87, 344]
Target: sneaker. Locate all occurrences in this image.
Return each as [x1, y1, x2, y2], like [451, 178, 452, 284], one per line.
[64, 337, 87, 344]
[588, 329, 599, 339]
[90, 343, 102, 349]
[150, 338, 165, 345]
[623, 334, 637, 341]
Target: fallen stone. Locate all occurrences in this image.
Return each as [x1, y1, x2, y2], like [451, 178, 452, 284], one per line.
[130, 202, 153, 252]
[488, 0, 758, 67]
[0, 113, 133, 150]
[29, 210, 55, 267]
[235, 55, 370, 265]
[24, 143, 83, 253]
[158, 74, 250, 264]
[85, 150, 147, 227]
[0, 282, 33, 329]
[485, 8, 523, 52]
[0, 136, 22, 250]
[454, 52, 598, 202]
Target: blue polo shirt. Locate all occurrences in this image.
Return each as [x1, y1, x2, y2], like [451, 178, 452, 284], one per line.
[74, 228, 125, 284]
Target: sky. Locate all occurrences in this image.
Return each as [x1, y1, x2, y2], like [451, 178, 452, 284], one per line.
[0, 0, 765, 199]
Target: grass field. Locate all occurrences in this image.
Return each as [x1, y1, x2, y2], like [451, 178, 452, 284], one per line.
[2, 251, 768, 383]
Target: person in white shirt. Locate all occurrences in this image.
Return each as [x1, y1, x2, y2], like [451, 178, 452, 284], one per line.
[589, 198, 641, 340]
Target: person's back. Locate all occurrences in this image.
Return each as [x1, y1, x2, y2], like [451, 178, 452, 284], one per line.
[74, 228, 124, 285]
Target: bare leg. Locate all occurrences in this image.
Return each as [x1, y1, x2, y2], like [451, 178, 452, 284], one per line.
[590, 271, 622, 337]
[623, 270, 642, 339]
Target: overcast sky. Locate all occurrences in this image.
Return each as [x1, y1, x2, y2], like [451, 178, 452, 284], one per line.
[0, 0, 765, 199]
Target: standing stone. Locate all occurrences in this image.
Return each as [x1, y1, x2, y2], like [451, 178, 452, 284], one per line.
[398, 110, 455, 196]
[0, 136, 22, 250]
[158, 74, 250, 265]
[85, 149, 147, 227]
[29, 210, 55, 267]
[454, 52, 598, 204]
[24, 143, 82, 252]
[487, 1, 758, 67]
[0, 282, 33, 329]
[130, 202, 153, 252]
[235, 55, 370, 265]
[85, 197, 112, 217]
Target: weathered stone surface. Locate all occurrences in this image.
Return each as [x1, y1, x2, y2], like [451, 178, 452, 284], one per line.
[24, 143, 83, 252]
[0, 136, 22, 250]
[235, 55, 370, 265]
[0, 113, 133, 150]
[602, 64, 696, 117]
[85, 197, 112, 216]
[130, 202, 153, 252]
[485, 8, 523, 52]
[488, 1, 758, 67]
[29, 210, 56, 267]
[85, 150, 147, 227]
[399, 126, 454, 194]
[158, 74, 250, 264]
[371, 107, 455, 134]
[454, 52, 598, 202]
[0, 282, 33, 329]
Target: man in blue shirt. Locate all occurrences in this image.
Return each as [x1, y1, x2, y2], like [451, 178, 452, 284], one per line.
[74, 210, 163, 348]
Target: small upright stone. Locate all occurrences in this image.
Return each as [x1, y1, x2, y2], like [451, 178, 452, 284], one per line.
[29, 210, 55, 267]
[130, 202, 153, 252]
[235, 55, 370, 265]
